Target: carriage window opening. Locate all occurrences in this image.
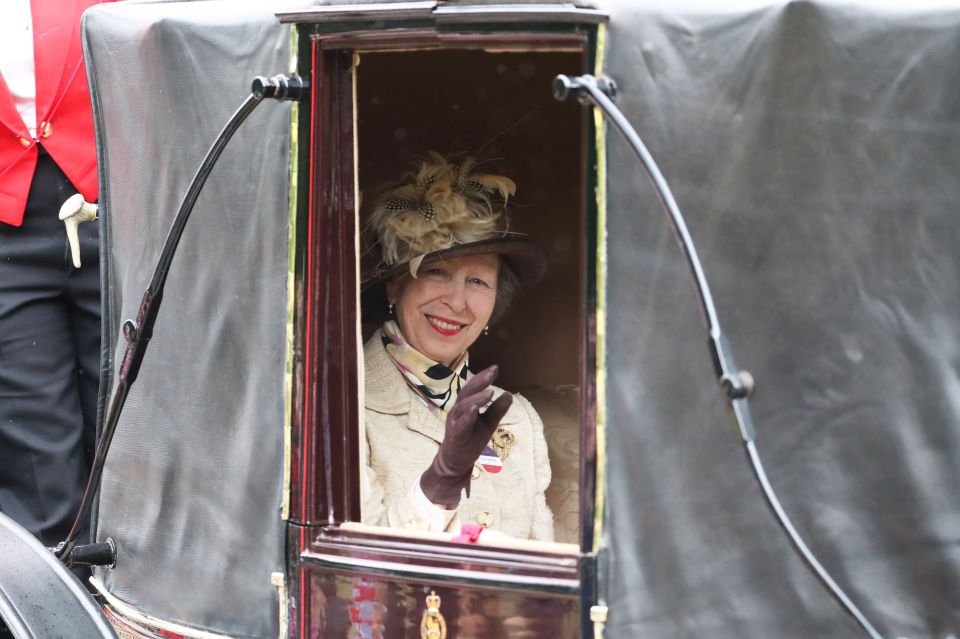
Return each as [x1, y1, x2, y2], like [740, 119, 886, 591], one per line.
[353, 46, 588, 548]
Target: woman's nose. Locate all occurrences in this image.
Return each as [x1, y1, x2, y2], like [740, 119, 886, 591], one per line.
[441, 280, 467, 311]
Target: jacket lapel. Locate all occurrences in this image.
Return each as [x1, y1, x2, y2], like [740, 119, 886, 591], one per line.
[31, 0, 82, 121]
[497, 395, 523, 429]
[405, 398, 446, 444]
[0, 74, 30, 138]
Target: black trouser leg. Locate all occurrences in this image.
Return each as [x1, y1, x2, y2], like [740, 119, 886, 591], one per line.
[0, 153, 101, 549]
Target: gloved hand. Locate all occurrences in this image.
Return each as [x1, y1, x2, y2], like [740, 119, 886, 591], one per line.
[420, 365, 513, 506]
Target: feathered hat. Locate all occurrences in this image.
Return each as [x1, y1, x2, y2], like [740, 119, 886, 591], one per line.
[361, 152, 547, 297]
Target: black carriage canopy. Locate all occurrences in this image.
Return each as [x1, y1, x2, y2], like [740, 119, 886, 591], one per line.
[82, 0, 959, 638]
[83, 1, 301, 637]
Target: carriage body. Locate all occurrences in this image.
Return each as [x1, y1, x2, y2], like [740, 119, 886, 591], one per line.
[4, 1, 957, 638]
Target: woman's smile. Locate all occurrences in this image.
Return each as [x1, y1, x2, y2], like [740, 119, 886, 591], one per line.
[425, 314, 467, 336]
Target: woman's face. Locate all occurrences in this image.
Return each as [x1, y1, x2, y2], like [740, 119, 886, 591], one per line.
[386, 253, 500, 366]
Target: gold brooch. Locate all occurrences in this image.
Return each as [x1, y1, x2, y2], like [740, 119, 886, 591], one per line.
[420, 591, 447, 639]
[491, 427, 515, 461]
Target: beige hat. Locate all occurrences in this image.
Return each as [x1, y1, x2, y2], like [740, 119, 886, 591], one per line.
[361, 152, 547, 291]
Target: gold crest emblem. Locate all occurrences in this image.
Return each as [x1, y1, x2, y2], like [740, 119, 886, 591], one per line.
[420, 591, 447, 639]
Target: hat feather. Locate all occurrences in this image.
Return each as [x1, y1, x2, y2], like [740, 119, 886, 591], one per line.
[368, 152, 516, 269]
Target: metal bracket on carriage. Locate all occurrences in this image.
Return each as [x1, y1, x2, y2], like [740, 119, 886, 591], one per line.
[720, 370, 755, 400]
[251, 74, 310, 102]
[707, 333, 755, 401]
[118, 290, 157, 383]
[552, 74, 617, 105]
[65, 538, 117, 569]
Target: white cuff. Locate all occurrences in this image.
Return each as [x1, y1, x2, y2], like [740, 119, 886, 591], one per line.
[412, 482, 458, 531]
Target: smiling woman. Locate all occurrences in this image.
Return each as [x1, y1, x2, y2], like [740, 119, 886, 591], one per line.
[359, 153, 555, 540]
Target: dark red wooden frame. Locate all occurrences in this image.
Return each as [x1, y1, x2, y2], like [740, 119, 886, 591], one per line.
[288, 28, 599, 638]
[293, 43, 360, 527]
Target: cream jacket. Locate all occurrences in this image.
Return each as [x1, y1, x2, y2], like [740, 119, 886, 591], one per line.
[361, 332, 555, 541]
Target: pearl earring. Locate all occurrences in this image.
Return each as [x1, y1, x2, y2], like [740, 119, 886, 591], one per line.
[483, 325, 489, 336]
[388, 300, 395, 317]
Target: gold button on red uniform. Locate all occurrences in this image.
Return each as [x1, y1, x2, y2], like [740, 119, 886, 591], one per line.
[18, 136, 31, 148]
[40, 121, 53, 138]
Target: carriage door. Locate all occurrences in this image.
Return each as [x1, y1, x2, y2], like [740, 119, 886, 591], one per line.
[279, 3, 609, 638]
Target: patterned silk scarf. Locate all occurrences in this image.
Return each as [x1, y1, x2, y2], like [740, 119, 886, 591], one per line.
[381, 320, 470, 412]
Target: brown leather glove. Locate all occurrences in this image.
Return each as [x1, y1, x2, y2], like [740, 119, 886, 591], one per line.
[420, 365, 513, 506]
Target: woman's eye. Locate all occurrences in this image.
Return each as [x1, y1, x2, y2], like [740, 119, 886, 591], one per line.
[469, 277, 492, 288]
